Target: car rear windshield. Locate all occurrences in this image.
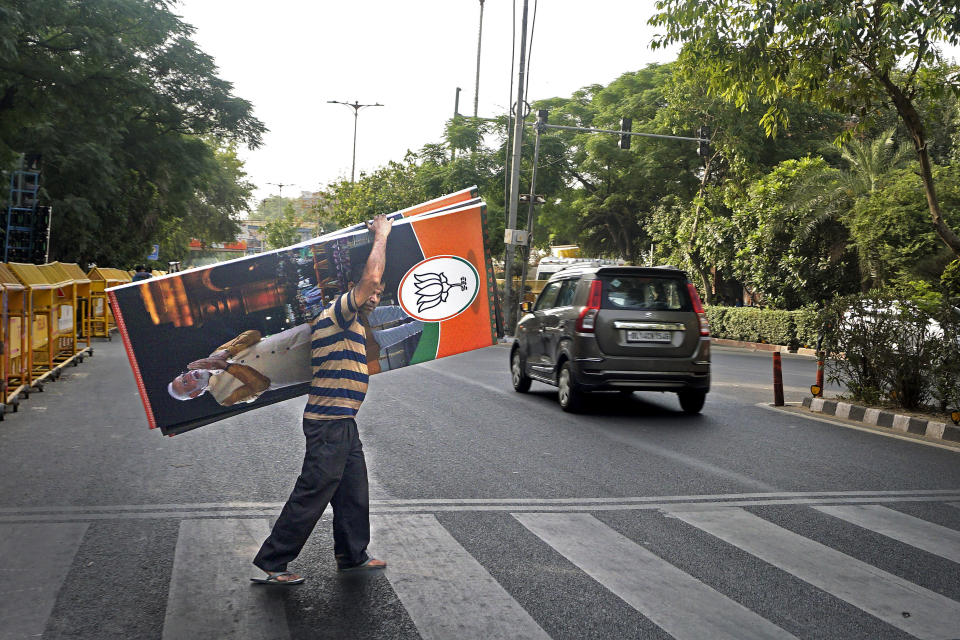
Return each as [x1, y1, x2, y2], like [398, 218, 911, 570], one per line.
[600, 275, 691, 311]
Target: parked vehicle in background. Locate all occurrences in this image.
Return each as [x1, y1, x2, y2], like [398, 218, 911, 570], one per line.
[510, 265, 711, 413]
[534, 256, 626, 281]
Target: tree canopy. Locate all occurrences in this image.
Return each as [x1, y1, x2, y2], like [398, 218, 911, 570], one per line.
[650, 0, 960, 256]
[0, 0, 265, 266]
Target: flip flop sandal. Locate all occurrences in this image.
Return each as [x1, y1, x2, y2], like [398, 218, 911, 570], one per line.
[250, 571, 305, 585]
[338, 558, 387, 573]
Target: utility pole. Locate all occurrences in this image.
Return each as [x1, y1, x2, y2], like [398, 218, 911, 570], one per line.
[453, 87, 461, 162]
[516, 109, 548, 328]
[503, 0, 530, 336]
[474, 0, 485, 118]
[327, 100, 384, 182]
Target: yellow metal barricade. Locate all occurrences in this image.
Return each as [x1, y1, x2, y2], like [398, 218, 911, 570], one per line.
[88, 267, 129, 339]
[56, 262, 93, 354]
[7, 262, 57, 384]
[0, 264, 31, 404]
[38, 263, 80, 366]
[496, 279, 550, 304]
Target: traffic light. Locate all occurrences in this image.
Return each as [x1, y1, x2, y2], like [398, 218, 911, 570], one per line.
[619, 117, 632, 149]
[697, 126, 711, 158]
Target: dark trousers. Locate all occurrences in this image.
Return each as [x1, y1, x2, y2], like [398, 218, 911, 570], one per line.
[253, 417, 370, 572]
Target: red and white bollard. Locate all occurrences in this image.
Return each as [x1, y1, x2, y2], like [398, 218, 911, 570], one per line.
[815, 352, 825, 397]
[772, 351, 784, 406]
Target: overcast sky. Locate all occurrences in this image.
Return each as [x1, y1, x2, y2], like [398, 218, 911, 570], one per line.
[172, 0, 681, 208]
[173, 1, 960, 212]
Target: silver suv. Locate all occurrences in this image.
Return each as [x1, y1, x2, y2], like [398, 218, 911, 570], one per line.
[510, 265, 711, 413]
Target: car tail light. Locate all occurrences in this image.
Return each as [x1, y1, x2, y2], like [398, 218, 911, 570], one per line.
[576, 279, 603, 332]
[686, 283, 710, 336]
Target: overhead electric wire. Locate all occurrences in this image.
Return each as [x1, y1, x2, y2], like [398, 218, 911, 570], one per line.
[523, 0, 538, 109]
[504, 0, 517, 211]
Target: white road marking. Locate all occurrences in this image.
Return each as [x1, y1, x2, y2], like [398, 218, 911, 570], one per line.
[514, 512, 797, 640]
[813, 504, 960, 564]
[1, 493, 960, 522]
[666, 507, 960, 640]
[1, 488, 957, 514]
[162, 519, 289, 640]
[371, 513, 551, 640]
[0, 522, 88, 640]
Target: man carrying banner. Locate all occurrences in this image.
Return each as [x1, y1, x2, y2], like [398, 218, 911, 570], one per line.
[250, 214, 393, 585]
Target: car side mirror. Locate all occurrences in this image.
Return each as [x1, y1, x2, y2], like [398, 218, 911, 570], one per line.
[521, 301, 533, 313]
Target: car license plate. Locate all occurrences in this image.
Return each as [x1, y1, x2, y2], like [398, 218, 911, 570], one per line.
[626, 330, 672, 343]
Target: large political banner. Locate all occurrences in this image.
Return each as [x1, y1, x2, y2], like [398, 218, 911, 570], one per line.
[109, 193, 501, 436]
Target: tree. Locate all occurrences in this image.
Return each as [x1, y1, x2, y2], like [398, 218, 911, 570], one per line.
[263, 203, 303, 249]
[729, 157, 860, 307]
[651, 0, 960, 256]
[0, 0, 265, 265]
[254, 196, 297, 221]
[847, 165, 960, 287]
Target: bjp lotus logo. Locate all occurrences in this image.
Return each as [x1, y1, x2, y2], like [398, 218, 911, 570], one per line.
[399, 256, 480, 322]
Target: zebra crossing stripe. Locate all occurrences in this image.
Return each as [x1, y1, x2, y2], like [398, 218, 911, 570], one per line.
[513, 512, 797, 640]
[666, 507, 960, 640]
[370, 513, 551, 640]
[162, 519, 289, 640]
[812, 504, 960, 564]
[0, 522, 88, 640]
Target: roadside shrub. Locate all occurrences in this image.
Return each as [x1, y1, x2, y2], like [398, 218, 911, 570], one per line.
[706, 305, 810, 347]
[723, 307, 764, 342]
[821, 293, 958, 411]
[929, 304, 960, 411]
[704, 306, 728, 337]
[757, 309, 794, 347]
[793, 306, 822, 349]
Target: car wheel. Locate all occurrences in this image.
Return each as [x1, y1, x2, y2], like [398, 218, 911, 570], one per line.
[511, 350, 532, 393]
[678, 390, 706, 414]
[558, 361, 585, 412]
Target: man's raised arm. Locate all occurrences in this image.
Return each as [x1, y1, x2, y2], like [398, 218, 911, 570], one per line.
[352, 214, 393, 305]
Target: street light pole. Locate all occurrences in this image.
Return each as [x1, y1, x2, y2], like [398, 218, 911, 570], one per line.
[327, 100, 384, 182]
[503, 0, 530, 336]
[517, 110, 546, 328]
[267, 182, 292, 199]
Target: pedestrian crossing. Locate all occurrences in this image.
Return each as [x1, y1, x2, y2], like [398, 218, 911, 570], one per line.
[2, 498, 959, 640]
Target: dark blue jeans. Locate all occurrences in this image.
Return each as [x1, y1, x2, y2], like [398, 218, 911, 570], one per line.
[253, 417, 370, 572]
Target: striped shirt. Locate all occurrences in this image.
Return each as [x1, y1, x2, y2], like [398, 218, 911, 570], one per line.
[304, 290, 368, 420]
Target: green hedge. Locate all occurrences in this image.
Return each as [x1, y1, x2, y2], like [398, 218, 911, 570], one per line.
[705, 305, 824, 349]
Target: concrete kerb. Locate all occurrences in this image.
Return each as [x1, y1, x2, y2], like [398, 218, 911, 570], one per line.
[802, 396, 960, 444]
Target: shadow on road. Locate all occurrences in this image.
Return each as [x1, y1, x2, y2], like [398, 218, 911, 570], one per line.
[521, 388, 708, 421]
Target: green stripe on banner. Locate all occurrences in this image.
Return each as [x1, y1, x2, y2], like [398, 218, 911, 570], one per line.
[409, 322, 440, 365]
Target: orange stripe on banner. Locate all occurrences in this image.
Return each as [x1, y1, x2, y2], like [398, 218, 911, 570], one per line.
[108, 290, 158, 430]
[399, 187, 477, 217]
[411, 204, 494, 358]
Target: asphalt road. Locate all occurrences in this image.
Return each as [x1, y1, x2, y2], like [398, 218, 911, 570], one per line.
[1, 340, 958, 640]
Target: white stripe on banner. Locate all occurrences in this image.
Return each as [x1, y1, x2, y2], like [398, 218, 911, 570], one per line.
[513, 512, 797, 640]
[813, 504, 960, 564]
[370, 514, 551, 640]
[666, 507, 960, 640]
[0, 522, 89, 640]
[162, 519, 289, 640]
